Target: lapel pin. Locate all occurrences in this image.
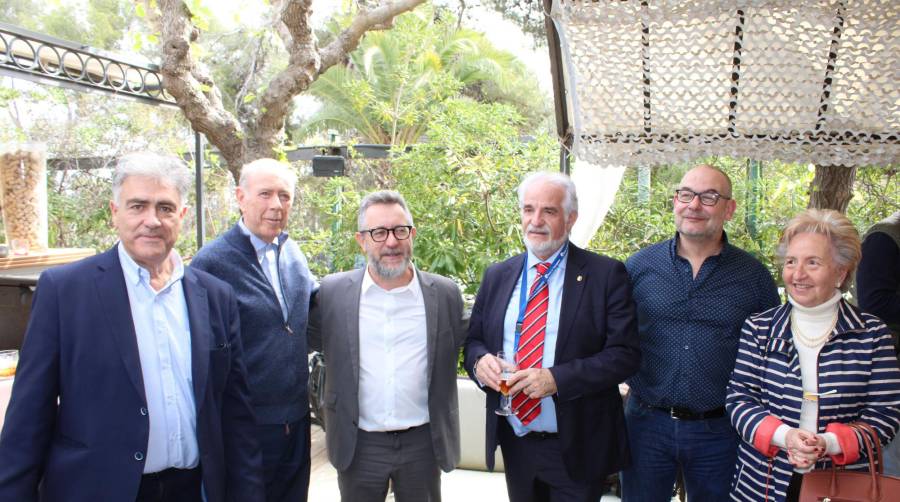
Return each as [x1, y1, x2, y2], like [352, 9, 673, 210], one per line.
[576, 275, 583, 282]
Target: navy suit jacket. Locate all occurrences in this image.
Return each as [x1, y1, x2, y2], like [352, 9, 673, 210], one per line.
[464, 243, 641, 483]
[0, 247, 263, 502]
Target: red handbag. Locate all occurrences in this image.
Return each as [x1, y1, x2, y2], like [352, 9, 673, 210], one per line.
[799, 421, 900, 502]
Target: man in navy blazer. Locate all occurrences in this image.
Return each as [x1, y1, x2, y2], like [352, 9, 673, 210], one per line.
[464, 172, 640, 501]
[0, 153, 263, 502]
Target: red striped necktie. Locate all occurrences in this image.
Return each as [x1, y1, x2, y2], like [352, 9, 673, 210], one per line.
[513, 261, 550, 426]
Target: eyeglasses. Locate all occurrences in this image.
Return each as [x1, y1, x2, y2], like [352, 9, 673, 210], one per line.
[674, 189, 731, 206]
[360, 225, 413, 242]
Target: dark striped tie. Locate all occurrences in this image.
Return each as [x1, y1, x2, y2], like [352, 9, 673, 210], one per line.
[513, 262, 550, 425]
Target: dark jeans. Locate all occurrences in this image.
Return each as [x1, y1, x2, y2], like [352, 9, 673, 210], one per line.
[135, 467, 202, 502]
[620, 398, 739, 502]
[257, 414, 311, 502]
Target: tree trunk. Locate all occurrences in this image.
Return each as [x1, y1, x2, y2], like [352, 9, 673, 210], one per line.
[151, 0, 427, 183]
[807, 164, 856, 212]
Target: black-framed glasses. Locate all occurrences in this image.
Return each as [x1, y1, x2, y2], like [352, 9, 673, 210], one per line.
[674, 189, 731, 206]
[360, 225, 413, 242]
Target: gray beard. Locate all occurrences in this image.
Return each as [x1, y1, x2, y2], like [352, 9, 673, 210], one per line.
[369, 254, 411, 279]
[524, 235, 568, 259]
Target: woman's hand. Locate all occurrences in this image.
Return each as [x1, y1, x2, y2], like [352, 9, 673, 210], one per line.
[785, 428, 826, 468]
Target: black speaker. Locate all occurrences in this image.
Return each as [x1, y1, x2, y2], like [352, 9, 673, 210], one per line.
[312, 155, 345, 177]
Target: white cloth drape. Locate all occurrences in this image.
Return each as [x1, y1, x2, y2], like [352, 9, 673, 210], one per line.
[569, 161, 626, 248]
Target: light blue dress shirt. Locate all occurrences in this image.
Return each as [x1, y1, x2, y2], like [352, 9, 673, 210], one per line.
[118, 243, 199, 473]
[238, 219, 288, 321]
[502, 245, 567, 435]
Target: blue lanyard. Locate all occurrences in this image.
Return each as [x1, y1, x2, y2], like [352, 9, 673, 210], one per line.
[514, 243, 568, 351]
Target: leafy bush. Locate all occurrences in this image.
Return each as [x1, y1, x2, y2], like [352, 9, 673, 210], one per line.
[291, 98, 557, 294]
[592, 159, 899, 285]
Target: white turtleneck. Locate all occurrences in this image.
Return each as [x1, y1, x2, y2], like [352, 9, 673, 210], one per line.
[772, 291, 843, 470]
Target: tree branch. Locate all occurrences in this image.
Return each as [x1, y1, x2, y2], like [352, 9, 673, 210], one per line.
[319, 0, 427, 71]
[251, 0, 426, 159]
[233, 34, 268, 124]
[269, 0, 296, 51]
[151, 0, 426, 174]
[156, 0, 246, 177]
[249, 0, 318, 159]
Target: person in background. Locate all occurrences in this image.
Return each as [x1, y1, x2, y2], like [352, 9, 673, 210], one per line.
[727, 209, 900, 501]
[0, 153, 263, 502]
[191, 158, 317, 502]
[465, 171, 640, 501]
[621, 164, 780, 502]
[308, 190, 466, 502]
[856, 209, 900, 476]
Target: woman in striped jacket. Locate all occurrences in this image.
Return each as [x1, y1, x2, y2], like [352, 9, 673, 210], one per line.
[726, 209, 900, 501]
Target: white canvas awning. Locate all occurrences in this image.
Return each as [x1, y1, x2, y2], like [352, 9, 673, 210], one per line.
[549, 0, 900, 168]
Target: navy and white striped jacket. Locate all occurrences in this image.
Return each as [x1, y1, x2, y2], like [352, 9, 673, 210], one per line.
[726, 299, 900, 501]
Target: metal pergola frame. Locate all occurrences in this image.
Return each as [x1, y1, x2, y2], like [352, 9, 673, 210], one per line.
[0, 22, 207, 246]
[543, 0, 572, 174]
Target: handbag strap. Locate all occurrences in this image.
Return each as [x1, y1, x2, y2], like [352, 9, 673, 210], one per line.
[852, 421, 884, 474]
[850, 421, 882, 500]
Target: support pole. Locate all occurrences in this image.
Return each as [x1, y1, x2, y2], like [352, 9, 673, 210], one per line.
[745, 159, 761, 244]
[637, 166, 651, 205]
[543, 0, 572, 173]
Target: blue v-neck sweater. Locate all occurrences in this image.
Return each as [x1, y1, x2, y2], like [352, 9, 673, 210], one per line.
[191, 223, 317, 424]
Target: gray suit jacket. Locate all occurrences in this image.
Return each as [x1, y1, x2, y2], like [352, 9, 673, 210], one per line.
[308, 267, 466, 472]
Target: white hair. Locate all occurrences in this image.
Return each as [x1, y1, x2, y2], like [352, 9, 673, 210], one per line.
[517, 171, 578, 217]
[112, 152, 192, 204]
[239, 158, 297, 192]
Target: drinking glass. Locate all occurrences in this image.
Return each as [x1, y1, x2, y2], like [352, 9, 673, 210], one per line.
[11, 239, 28, 256]
[0, 350, 18, 378]
[495, 351, 517, 416]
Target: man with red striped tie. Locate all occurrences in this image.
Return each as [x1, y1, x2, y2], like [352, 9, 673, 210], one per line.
[464, 171, 641, 501]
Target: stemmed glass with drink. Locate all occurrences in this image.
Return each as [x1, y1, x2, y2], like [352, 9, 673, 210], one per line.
[495, 351, 517, 416]
[0, 350, 18, 379]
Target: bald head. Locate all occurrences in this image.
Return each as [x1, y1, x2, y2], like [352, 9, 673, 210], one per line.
[673, 164, 737, 242]
[239, 158, 297, 192]
[679, 164, 732, 199]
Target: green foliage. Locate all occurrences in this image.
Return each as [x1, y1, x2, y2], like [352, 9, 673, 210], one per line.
[0, 85, 193, 253]
[46, 170, 115, 251]
[393, 99, 556, 292]
[290, 176, 365, 278]
[588, 159, 900, 285]
[291, 98, 556, 294]
[5, 0, 133, 51]
[300, 4, 550, 145]
[0, 0, 197, 254]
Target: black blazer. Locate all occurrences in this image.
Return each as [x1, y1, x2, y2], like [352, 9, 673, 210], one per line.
[0, 247, 263, 502]
[464, 243, 641, 483]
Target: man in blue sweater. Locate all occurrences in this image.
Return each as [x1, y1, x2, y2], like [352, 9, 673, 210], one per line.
[191, 158, 318, 502]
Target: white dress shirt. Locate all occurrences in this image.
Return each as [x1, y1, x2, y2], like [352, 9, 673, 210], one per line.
[502, 245, 568, 435]
[357, 267, 429, 431]
[118, 243, 198, 473]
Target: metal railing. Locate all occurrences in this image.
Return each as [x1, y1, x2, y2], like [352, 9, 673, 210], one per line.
[0, 22, 176, 107]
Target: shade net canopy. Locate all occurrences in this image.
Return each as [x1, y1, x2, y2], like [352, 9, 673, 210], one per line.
[550, 0, 899, 168]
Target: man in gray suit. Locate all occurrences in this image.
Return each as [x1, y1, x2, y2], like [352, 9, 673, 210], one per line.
[308, 190, 466, 502]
